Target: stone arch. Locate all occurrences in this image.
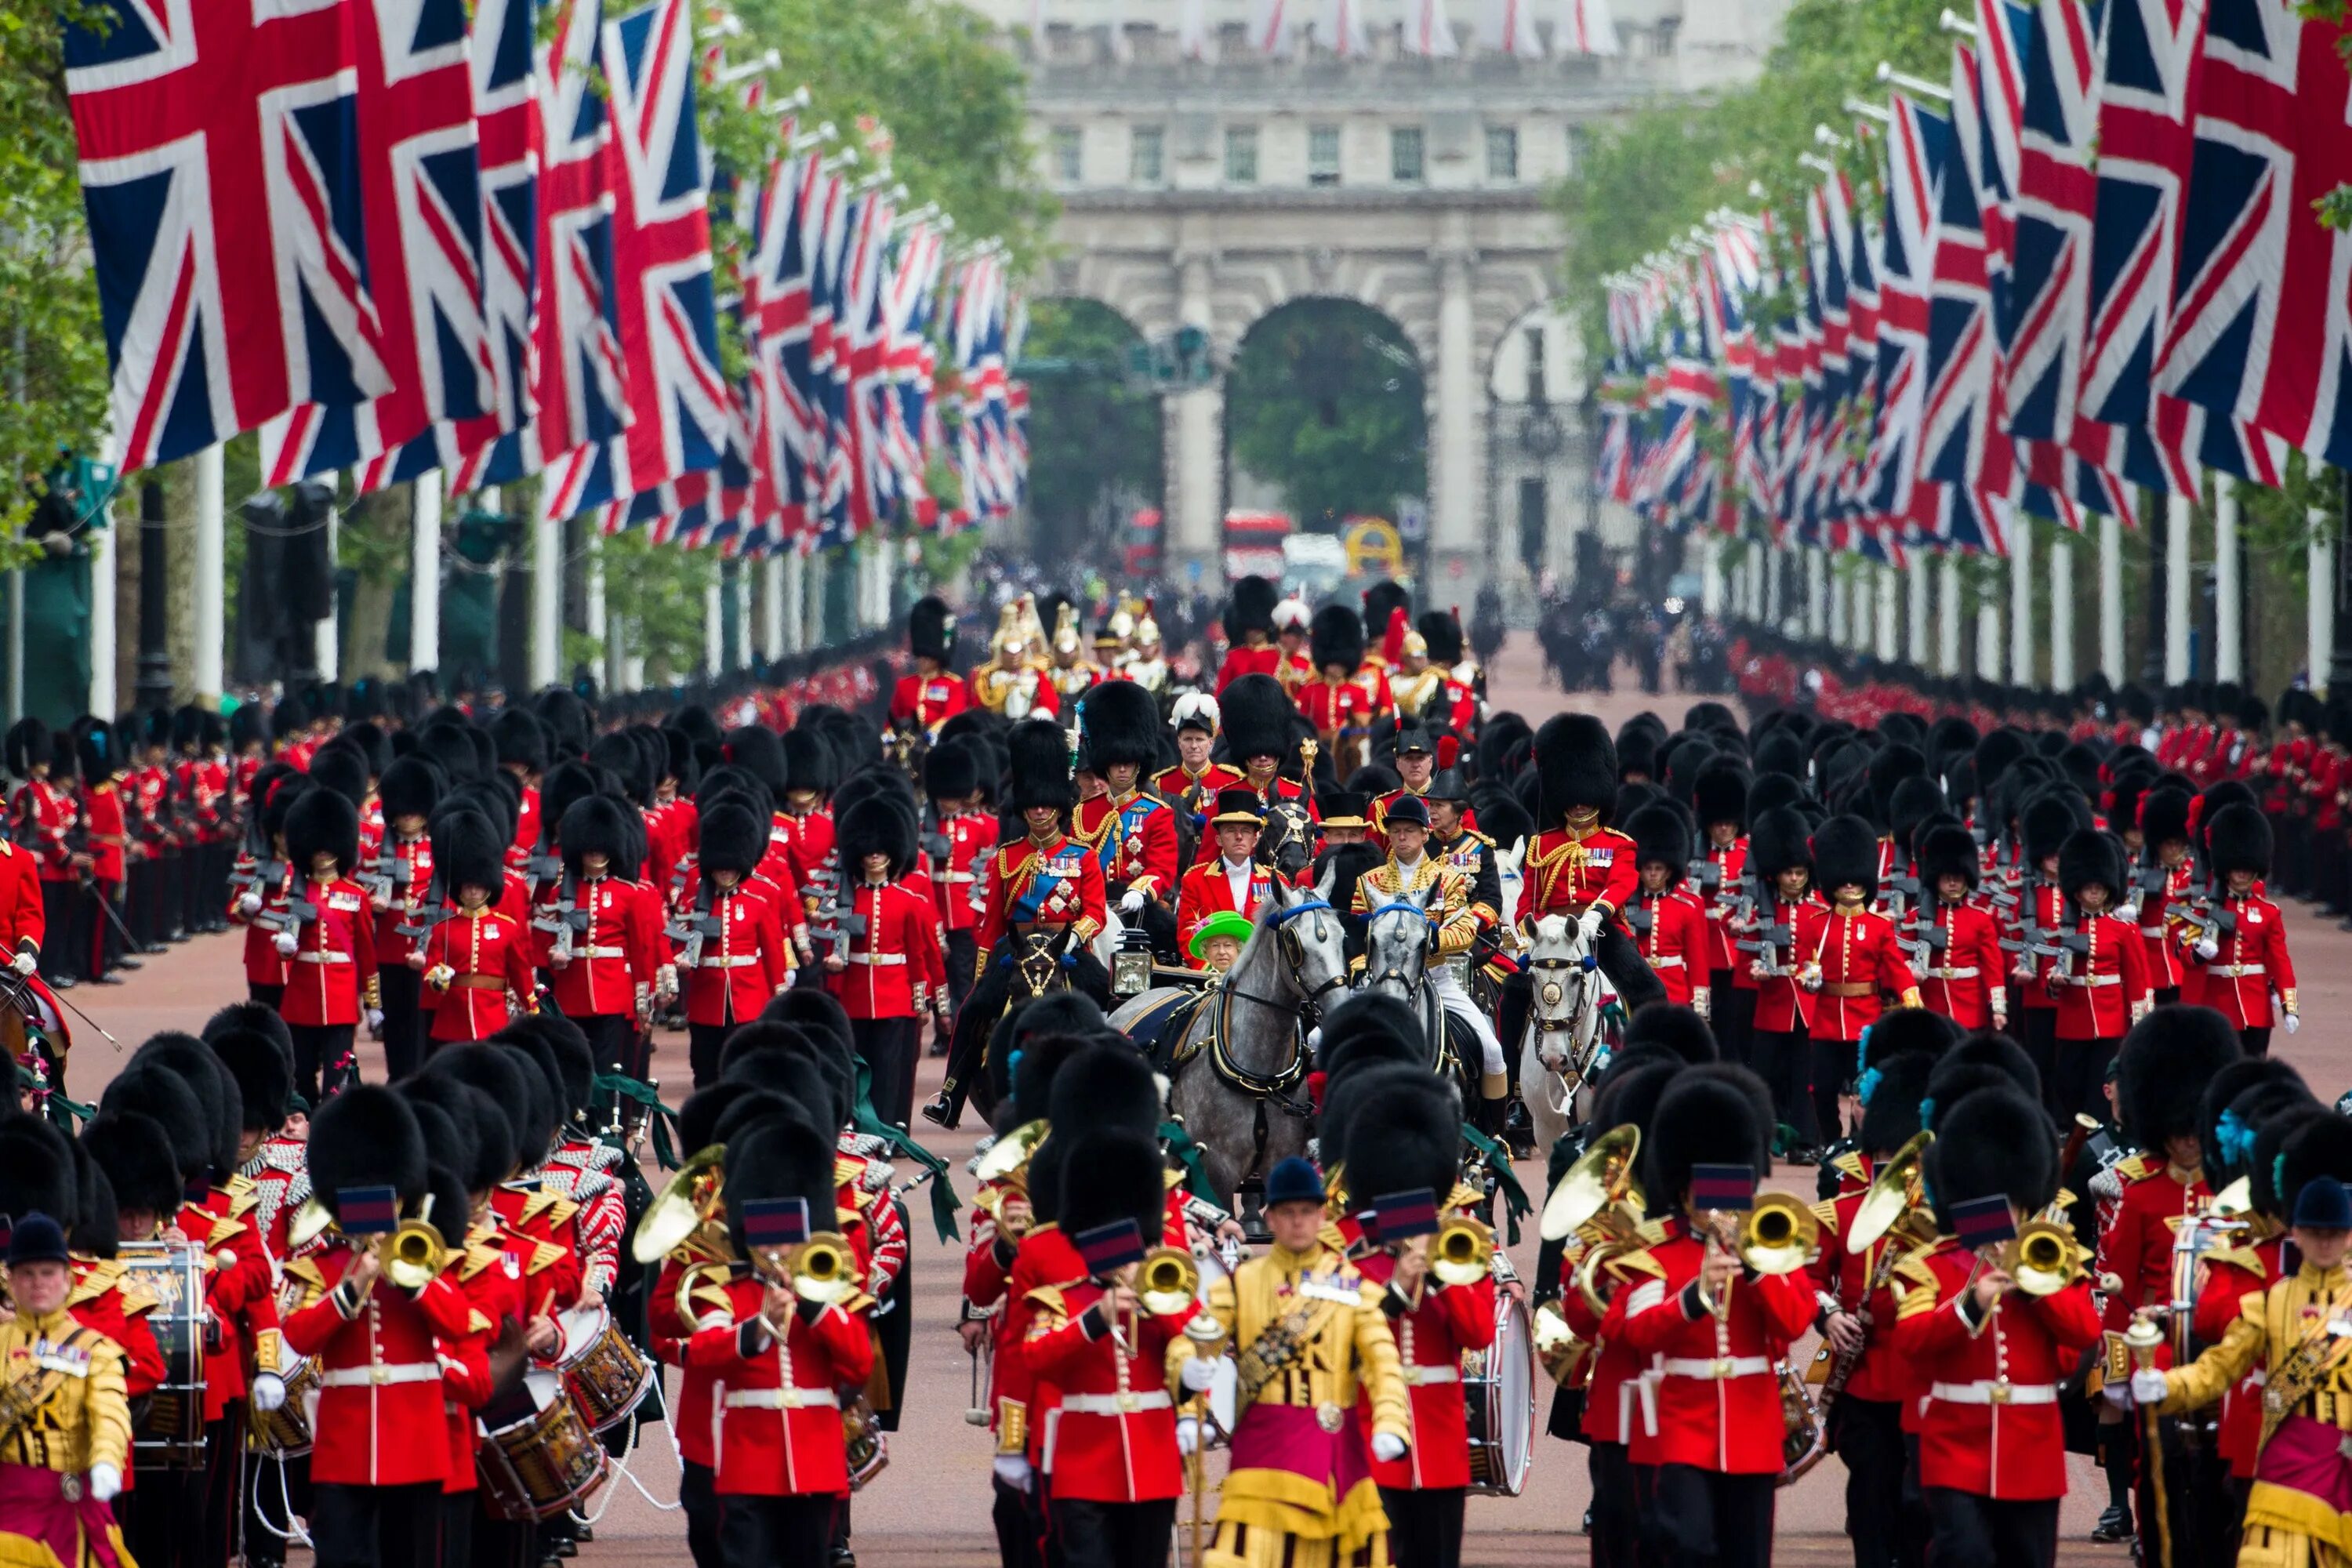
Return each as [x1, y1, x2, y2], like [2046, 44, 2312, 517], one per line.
[1018, 295, 1168, 564]
[1219, 294, 1430, 533]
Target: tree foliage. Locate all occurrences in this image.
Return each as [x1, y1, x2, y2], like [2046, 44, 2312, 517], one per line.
[1225, 300, 1427, 528]
[1021, 299, 1162, 560]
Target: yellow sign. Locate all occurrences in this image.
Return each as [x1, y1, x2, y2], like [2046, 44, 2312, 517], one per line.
[1344, 517, 1403, 578]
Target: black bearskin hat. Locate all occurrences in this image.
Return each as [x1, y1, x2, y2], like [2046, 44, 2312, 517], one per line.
[1219, 675, 1293, 766]
[1316, 993, 1427, 1084]
[557, 793, 633, 876]
[1748, 807, 1812, 880]
[2274, 1114, 2352, 1231]
[1809, 814, 1879, 901]
[1056, 1128, 1168, 1246]
[81, 1110, 182, 1221]
[99, 1065, 207, 1184]
[1309, 605, 1365, 673]
[1007, 719, 1076, 813]
[1417, 609, 1464, 666]
[309, 1085, 429, 1213]
[782, 730, 837, 798]
[1004, 1025, 1095, 1131]
[2198, 1057, 2310, 1184]
[1047, 1043, 1163, 1137]
[2139, 785, 2193, 848]
[723, 1112, 839, 1258]
[2117, 1006, 2242, 1152]
[1859, 1049, 1936, 1155]
[490, 707, 549, 775]
[434, 809, 507, 898]
[1643, 1064, 1774, 1209]
[1625, 804, 1690, 881]
[0, 1114, 76, 1232]
[1860, 1007, 1960, 1073]
[722, 728, 790, 800]
[131, 1032, 238, 1178]
[1693, 764, 1748, 831]
[307, 742, 369, 806]
[1621, 1004, 1719, 1065]
[495, 1014, 595, 1127]
[2022, 790, 2089, 865]
[378, 756, 443, 824]
[2205, 804, 2272, 879]
[2057, 829, 2127, 905]
[285, 786, 360, 877]
[1889, 776, 1947, 859]
[4, 717, 46, 779]
[837, 796, 918, 880]
[1362, 581, 1410, 646]
[909, 594, 957, 664]
[1334, 1074, 1461, 1214]
[1076, 681, 1160, 772]
[1923, 1034, 2042, 1123]
[696, 801, 766, 878]
[923, 739, 980, 803]
[1534, 713, 1618, 827]
[210, 1027, 291, 1133]
[1224, 575, 1279, 643]
[426, 1042, 549, 1171]
[1927, 1087, 2056, 1227]
[1917, 823, 1980, 891]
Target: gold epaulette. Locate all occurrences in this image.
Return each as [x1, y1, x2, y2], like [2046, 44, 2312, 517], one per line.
[2115, 1154, 2155, 1184]
[525, 1241, 566, 1275]
[544, 1196, 580, 1231]
[1443, 1182, 1483, 1214]
[1635, 1218, 1669, 1246]
[205, 1214, 248, 1247]
[460, 1242, 504, 1281]
[1608, 1247, 1668, 1284]
[467, 1308, 495, 1336]
[1834, 1151, 1869, 1186]
[117, 1272, 161, 1316]
[1810, 1199, 1842, 1236]
[2052, 1186, 2077, 1211]
[67, 1258, 124, 1308]
[285, 1256, 327, 1291]
[1022, 1285, 1069, 1327]
[837, 1203, 863, 1229]
[517, 1188, 561, 1227]
[835, 1155, 866, 1189]
[1891, 1250, 1944, 1318]
[2202, 1244, 2264, 1276]
[1163, 1167, 1184, 1192]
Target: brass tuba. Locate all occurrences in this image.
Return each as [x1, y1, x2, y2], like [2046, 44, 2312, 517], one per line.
[1541, 1124, 1642, 1242]
[674, 1258, 739, 1332]
[633, 1144, 728, 1265]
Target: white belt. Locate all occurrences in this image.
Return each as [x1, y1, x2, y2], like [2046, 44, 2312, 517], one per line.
[2140, 927, 2167, 938]
[319, 1362, 440, 1388]
[295, 951, 352, 965]
[1403, 1365, 1460, 1386]
[696, 955, 762, 969]
[849, 953, 905, 967]
[1661, 1356, 1769, 1380]
[1930, 1380, 2058, 1405]
[1617, 1363, 1662, 1439]
[1649, 956, 1685, 970]
[942, 872, 975, 884]
[1929, 967, 1980, 980]
[722, 1388, 840, 1410]
[2214, 964, 2266, 978]
[1705, 907, 1727, 919]
[580, 945, 629, 958]
[1058, 1391, 1174, 1414]
[2067, 975, 2122, 987]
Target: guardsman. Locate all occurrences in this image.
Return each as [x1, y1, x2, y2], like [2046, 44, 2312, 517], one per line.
[2005, 793, 2084, 1111]
[2100, 1008, 2242, 1563]
[1214, 577, 1283, 695]
[1692, 764, 1752, 1061]
[228, 770, 304, 1011]
[281, 1088, 472, 1568]
[926, 720, 1109, 1130]
[368, 756, 441, 1080]
[1170, 1155, 1409, 1568]
[1174, 791, 1274, 966]
[2129, 786, 2195, 1006]
[535, 793, 663, 1086]
[688, 1114, 877, 1568]
[1152, 695, 1240, 855]
[1794, 816, 1923, 1154]
[923, 739, 992, 1022]
[76, 720, 126, 985]
[276, 788, 381, 1106]
[0, 1212, 133, 1568]
[205, 1013, 301, 1256]
[1523, 714, 1667, 1011]
[1021, 1131, 1190, 1568]
[180, 706, 231, 935]
[2045, 831, 2153, 1120]
[823, 797, 945, 1133]
[11, 720, 85, 986]
[890, 595, 971, 738]
[2178, 804, 2299, 1056]
[1910, 824, 2007, 1033]
[1069, 682, 1181, 958]
[416, 811, 537, 1048]
[1889, 1087, 2102, 1568]
[1361, 582, 1412, 685]
[1733, 807, 1818, 1150]
[675, 801, 793, 1088]
[1610, 1068, 1816, 1568]
[1297, 607, 1378, 779]
[1623, 805, 1711, 1016]
[650, 1091, 737, 1568]
[1272, 594, 1313, 693]
[1406, 609, 1478, 732]
[780, 731, 839, 923]
[491, 708, 548, 876]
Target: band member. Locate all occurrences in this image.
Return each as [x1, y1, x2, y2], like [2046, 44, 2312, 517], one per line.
[1153, 696, 1241, 850]
[0, 1211, 133, 1568]
[1171, 1155, 1409, 1568]
[1691, 764, 1751, 1062]
[1794, 815, 1924, 1152]
[1523, 713, 1667, 1011]
[1214, 577, 1283, 695]
[536, 793, 662, 1085]
[690, 1112, 877, 1568]
[927, 720, 1109, 1129]
[891, 596, 970, 735]
[677, 801, 794, 1088]
[275, 787, 381, 1106]
[1175, 791, 1273, 966]
[1623, 805, 1711, 1015]
[1911, 824, 2007, 1032]
[1070, 681, 1181, 957]
[923, 739, 992, 1023]
[2180, 804, 2299, 1056]
[1890, 1086, 2102, 1568]
[75, 721, 125, 985]
[1297, 608, 1377, 779]
[416, 810, 537, 1047]
[824, 797, 945, 1132]
[369, 755, 441, 1080]
[2045, 830, 2154, 1120]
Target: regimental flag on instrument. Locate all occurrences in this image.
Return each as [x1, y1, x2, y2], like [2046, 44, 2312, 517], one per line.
[1950, 1192, 2020, 1250]
[1370, 1189, 1440, 1241]
[1689, 1163, 1756, 1211]
[338, 1185, 402, 1236]
[742, 1196, 811, 1250]
[1074, 1218, 1148, 1277]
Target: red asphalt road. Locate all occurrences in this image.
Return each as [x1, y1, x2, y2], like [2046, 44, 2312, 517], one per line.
[54, 637, 2339, 1566]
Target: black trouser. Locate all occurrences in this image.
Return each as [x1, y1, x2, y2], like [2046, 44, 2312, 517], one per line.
[689, 1020, 741, 1089]
[2154, 985, 2181, 1007]
[196, 1411, 239, 1568]
[244, 1451, 310, 1568]
[943, 929, 977, 1026]
[1923, 1488, 2056, 1568]
[2132, 1414, 2193, 1568]
[993, 1475, 1046, 1568]
[1052, 1496, 1177, 1568]
[378, 965, 424, 1083]
[2051, 1036, 2119, 1122]
[184, 843, 213, 935]
[1751, 1028, 1808, 1149]
[1646, 1465, 1774, 1568]
[1709, 974, 1754, 1068]
[470, 1506, 535, 1568]
[1594, 921, 1668, 1012]
[439, 1494, 472, 1568]
[2190, 1441, 2240, 1568]
[1589, 1441, 1641, 1568]
[1376, 1487, 1463, 1568]
[95, 875, 126, 975]
[1831, 1396, 1906, 1568]
[720, 1493, 836, 1568]
[249, 982, 285, 1011]
[679, 1458, 721, 1568]
[38, 878, 77, 981]
[855, 1014, 920, 1131]
[1900, 1433, 1929, 1567]
[310, 1481, 442, 1568]
[876, 1207, 913, 1428]
[1808, 1035, 1849, 1149]
[118, 1453, 212, 1568]
[2241, 1026, 2273, 1058]
[933, 941, 1112, 1127]
[569, 1010, 641, 1118]
[286, 1023, 355, 1106]
[2019, 1007, 2058, 1106]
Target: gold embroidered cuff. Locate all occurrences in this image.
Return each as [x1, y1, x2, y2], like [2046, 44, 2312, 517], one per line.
[252, 1327, 282, 1374]
[2284, 989, 2298, 1014]
[364, 973, 382, 1011]
[996, 1398, 1028, 1455]
[1898, 989, 1923, 1009]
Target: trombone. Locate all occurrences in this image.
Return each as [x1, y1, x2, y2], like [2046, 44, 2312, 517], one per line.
[1697, 1195, 1819, 1319]
[1430, 1217, 1495, 1287]
[752, 1232, 861, 1308]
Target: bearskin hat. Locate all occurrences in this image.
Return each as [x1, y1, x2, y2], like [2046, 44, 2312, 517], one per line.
[2199, 1057, 2311, 1185]
[777, 728, 833, 799]
[1621, 1004, 1719, 1065]
[308, 1085, 428, 1214]
[1617, 726, 1658, 785]
[1924, 1033, 2042, 1118]
[2138, 785, 2193, 848]
[720, 727, 789, 801]
[1534, 713, 1618, 827]
[1006, 718, 1076, 814]
[1334, 1074, 1461, 1216]
[1361, 581, 1410, 644]
[1693, 764, 1748, 831]
[1047, 1044, 1163, 1137]
[1642, 1065, 1774, 1210]
[286, 786, 361, 877]
[488, 707, 548, 775]
[557, 793, 632, 877]
[723, 1112, 839, 1259]
[307, 742, 370, 806]
[494, 1014, 594, 1127]
[1592, 1058, 1683, 1151]
[837, 795, 917, 880]
[429, 808, 505, 899]
[1859, 1048, 1936, 1156]
[1309, 605, 1366, 675]
[2252, 1104, 2330, 1218]
[1077, 681, 1160, 773]
[693, 800, 764, 880]
[402, 1076, 513, 1196]
[2274, 1114, 2352, 1231]
[3, 717, 46, 780]
[80, 1110, 182, 1221]
[1916, 823, 1981, 892]
[922, 737, 981, 804]
[998, 1024, 1094, 1132]
[71, 719, 116, 784]
[2058, 829, 2127, 905]
[1316, 993, 1427, 1083]
[0, 1114, 76, 1232]
[1219, 674, 1293, 767]
[1809, 815, 1880, 901]
[132, 1031, 238, 1178]
[1417, 608, 1464, 666]
[425, 1042, 550, 1171]
[1928, 1087, 2057, 1227]
[909, 594, 957, 665]
[1889, 776, 1947, 858]
[1748, 806, 1812, 880]
[376, 755, 442, 825]
[1625, 804, 1691, 882]
[209, 1027, 290, 1134]
[1055, 1128, 1169, 1245]
[2118, 1006, 2243, 1152]
[1867, 744, 1929, 826]
[1225, 575, 1279, 643]
[2205, 803, 2272, 879]
[2021, 790, 2090, 866]
[1860, 1007, 1961, 1075]
[254, 767, 310, 844]
[99, 1063, 209, 1184]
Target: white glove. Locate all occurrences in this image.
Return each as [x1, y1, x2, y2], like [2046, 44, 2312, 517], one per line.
[2284, 1013, 2302, 1036]
[991, 1454, 1032, 1489]
[10, 949, 34, 977]
[237, 892, 262, 916]
[1691, 991, 1711, 1022]
[249, 1373, 287, 1413]
[2117, 902, 2141, 924]
[1370, 1432, 1408, 1463]
[1120, 889, 1146, 914]
[2101, 1380, 2134, 1411]
[1179, 1356, 1221, 1392]
[658, 964, 679, 1003]
[271, 932, 298, 956]
[1576, 909, 1604, 947]
[87, 1464, 120, 1503]
[364, 1008, 384, 1036]
[2130, 1370, 2170, 1406]
[1176, 1417, 1203, 1457]
[2194, 938, 2219, 960]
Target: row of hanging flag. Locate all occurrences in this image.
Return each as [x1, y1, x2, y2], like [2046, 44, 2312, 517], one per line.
[60, 0, 1025, 557]
[1595, 0, 2349, 566]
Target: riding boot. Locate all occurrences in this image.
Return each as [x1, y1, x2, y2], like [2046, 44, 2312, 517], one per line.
[1477, 1074, 1509, 1137]
[924, 949, 1014, 1130]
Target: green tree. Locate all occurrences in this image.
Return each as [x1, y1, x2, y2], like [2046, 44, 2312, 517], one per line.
[1021, 299, 1163, 561]
[1225, 300, 1426, 528]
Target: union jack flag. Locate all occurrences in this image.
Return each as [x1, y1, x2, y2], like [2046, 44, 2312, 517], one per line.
[65, 0, 385, 470]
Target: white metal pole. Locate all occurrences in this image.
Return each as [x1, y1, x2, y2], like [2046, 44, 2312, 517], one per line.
[194, 444, 226, 699]
[2312, 509, 2336, 696]
[1976, 566, 2003, 682]
[783, 549, 806, 654]
[1908, 555, 1930, 665]
[532, 483, 562, 689]
[1805, 549, 1826, 639]
[409, 474, 441, 676]
[1939, 553, 1962, 675]
[2049, 533, 2075, 692]
[1876, 564, 1897, 659]
[702, 577, 723, 677]
[2166, 488, 2194, 683]
[2214, 473, 2241, 682]
[314, 488, 339, 681]
[2009, 518, 2034, 688]
[760, 555, 784, 660]
[1827, 556, 1847, 646]
[2100, 510, 2125, 681]
[1700, 535, 1723, 619]
[88, 502, 115, 713]
[1763, 545, 1781, 626]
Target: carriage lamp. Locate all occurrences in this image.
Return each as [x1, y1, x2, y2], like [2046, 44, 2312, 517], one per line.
[1112, 926, 1153, 997]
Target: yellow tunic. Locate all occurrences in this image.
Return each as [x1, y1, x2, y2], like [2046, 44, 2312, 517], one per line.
[0, 1307, 134, 1568]
[1352, 859, 1478, 957]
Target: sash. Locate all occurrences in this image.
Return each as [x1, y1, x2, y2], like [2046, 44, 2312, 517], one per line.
[2259, 1278, 2352, 1453]
[1235, 1289, 1346, 1408]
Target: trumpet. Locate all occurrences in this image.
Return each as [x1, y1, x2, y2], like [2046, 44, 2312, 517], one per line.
[379, 1214, 449, 1291]
[2002, 1221, 2084, 1297]
[1737, 1194, 1820, 1276]
[753, 1231, 861, 1306]
[633, 1145, 727, 1265]
[1541, 1124, 1642, 1242]
[1431, 1216, 1496, 1287]
[1137, 1247, 1200, 1317]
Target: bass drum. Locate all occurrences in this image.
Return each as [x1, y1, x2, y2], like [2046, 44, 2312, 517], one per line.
[1464, 1291, 1534, 1497]
[118, 1242, 207, 1468]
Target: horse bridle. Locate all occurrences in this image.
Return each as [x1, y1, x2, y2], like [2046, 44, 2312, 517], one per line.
[1362, 898, 1439, 993]
[1526, 953, 1591, 1035]
[1264, 895, 1345, 1007]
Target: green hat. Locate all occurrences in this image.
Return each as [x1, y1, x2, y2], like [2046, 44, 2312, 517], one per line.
[1188, 909, 1254, 963]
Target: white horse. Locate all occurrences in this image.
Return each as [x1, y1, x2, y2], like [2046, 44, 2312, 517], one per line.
[1515, 914, 1615, 1157]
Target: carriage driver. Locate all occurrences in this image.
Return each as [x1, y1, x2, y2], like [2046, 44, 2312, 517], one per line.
[1350, 796, 1511, 1133]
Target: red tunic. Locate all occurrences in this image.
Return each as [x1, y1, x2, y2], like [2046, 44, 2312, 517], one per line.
[930, 810, 992, 932]
[1528, 826, 1640, 921]
[1174, 858, 1275, 965]
[1794, 905, 1915, 1042]
[15, 779, 77, 882]
[422, 907, 537, 1040]
[2047, 912, 2152, 1040]
[535, 873, 661, 1019]
[687, 1276, 875, 1497]
[672, 874, 793, 1025]
[0, 837, 43, 955]
[82, 778, 127, 884]
[1743, 895, 1818, 1035]
[1806, 1189, 1913, 1406]
[281, 1246, 474, 1487]
[2096, 1160, 2210, 1341]
[280, 877, 380, 1028]
[1626, 887, 1709, 1006]
[891, 670, 971, 730]
[1021, 1280, 1188, 1503]
[1352, 1254, 1496, 1491]
[1213, 643, 1282, 695]
[1070, 789, 1180, 904]
[1693, 837, 1748, 974]
[2181, 891, 2296, 1028]
[1913, 899, 2005, 1029]
[974, 834, 1108, 956]
[827, 879, 946, 1019]
[1613, 1232, 1815, 1473]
